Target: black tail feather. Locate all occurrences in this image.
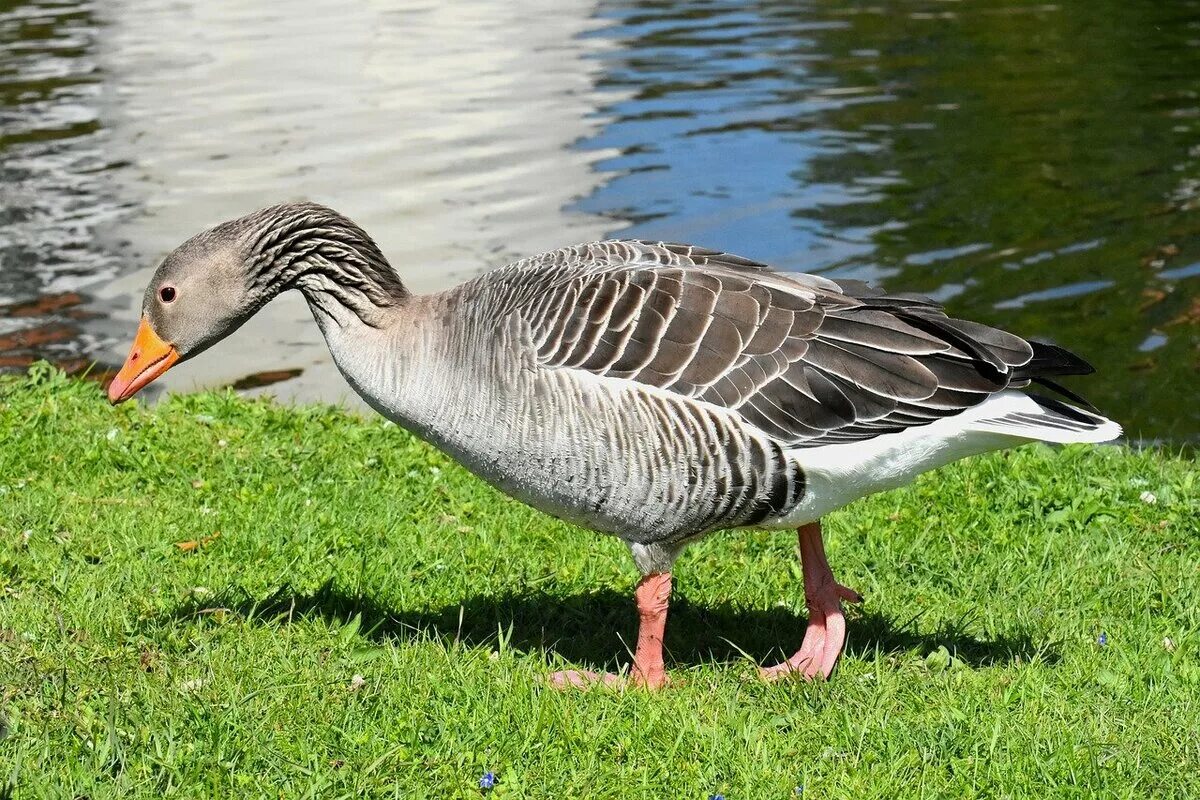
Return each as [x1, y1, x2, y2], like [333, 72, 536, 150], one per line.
[1027, 393, 1107, 426]
[1030, 377, 1099, 412]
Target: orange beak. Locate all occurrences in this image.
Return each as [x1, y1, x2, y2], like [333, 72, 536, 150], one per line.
[107, 317, 180, 404]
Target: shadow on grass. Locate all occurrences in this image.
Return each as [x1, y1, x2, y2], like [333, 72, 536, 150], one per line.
[168, 580, 1055, 672]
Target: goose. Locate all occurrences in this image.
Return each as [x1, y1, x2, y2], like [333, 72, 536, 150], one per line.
[107, 202, 1121, 689]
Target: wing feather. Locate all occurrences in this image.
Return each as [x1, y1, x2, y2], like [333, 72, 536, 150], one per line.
[486, 239, 1064, 447]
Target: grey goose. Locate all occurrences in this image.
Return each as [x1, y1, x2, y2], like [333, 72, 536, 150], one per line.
[108, 202, 1121, 689]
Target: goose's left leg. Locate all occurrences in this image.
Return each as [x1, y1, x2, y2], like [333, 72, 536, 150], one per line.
[550, 542, 678, 690]
[548, 572, 672, 689]
[761, 520, 862, 681]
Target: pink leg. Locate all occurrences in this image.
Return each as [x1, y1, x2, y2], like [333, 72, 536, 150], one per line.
[761, 521, 861, 681]
[550, 572, 672, 690]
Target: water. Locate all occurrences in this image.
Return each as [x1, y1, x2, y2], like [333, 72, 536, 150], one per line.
[2, 0, 1199, 442]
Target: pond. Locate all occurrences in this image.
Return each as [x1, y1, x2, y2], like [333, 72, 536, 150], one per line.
[2, 0, 1199, 442]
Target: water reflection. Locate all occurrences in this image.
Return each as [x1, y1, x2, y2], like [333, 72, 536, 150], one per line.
[1, 0, 1198, 440]
[575, 2, 884, 269]
[0, 0, 127, 375]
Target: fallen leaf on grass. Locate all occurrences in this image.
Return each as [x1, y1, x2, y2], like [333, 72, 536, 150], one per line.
[1137, 288, 1167, 312]
[1164, 296, 1200, 327]
[175, 532, 221, 552]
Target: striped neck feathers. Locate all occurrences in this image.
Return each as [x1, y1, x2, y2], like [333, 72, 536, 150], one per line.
[238, 202, 408, 327]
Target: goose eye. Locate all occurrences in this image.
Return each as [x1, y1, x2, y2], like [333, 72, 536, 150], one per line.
[159, 286, 177, 303]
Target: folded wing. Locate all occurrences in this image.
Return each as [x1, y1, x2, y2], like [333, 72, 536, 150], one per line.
[496, 240, 1089, 448]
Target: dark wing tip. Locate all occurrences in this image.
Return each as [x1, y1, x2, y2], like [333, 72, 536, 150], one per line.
[1019, 340, 1096, 378]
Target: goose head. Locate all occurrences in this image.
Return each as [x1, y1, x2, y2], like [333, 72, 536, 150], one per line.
[107, 202, 405, 404]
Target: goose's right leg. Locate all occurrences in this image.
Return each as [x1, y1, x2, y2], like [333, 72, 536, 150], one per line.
[761, 520, 862, 681]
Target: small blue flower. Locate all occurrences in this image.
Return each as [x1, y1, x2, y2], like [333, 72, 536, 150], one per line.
[479, 772, 497, 791]
[1097, 632, 1108, 647]
[709, 795, 725, 800]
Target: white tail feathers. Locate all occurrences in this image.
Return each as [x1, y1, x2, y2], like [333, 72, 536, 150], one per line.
[966, 391, 1122, 444]
[777, 389, 1121, 527]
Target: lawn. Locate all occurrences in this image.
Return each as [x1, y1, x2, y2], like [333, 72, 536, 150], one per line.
[1, 364, 1197, 798]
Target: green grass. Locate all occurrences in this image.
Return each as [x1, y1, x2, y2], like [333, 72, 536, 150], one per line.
[1, 364, 1198, 798]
